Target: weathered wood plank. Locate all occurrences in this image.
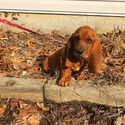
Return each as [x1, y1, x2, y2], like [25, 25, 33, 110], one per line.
[0, 77, 45, 102]
[1, 76, 125, 108]
[45, 79, 125, 107]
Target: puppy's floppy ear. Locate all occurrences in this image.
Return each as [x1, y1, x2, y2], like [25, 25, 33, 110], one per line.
[66, 33, 75, 46]
[64, 33, 76, 67]
[88, 35, 102, 73]
[65, 33, 75, 55]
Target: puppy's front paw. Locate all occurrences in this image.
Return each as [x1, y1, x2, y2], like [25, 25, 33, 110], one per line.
[58, 77, 72, 87]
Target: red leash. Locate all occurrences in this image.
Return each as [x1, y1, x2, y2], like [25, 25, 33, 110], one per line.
[0, 18, 59, 42]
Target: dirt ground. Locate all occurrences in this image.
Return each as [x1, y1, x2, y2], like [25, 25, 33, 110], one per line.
[0, 28, 125, 124]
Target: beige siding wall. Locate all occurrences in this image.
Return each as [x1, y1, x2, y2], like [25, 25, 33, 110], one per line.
[0, 13, 125, 34]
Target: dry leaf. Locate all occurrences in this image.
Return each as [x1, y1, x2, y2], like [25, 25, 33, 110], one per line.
[64, 115, 71, 121]
[9, 98, 19, 107]
[0, 104, 6, 115]
[27, 114, 42, 125]
[36, 103, 49, 111]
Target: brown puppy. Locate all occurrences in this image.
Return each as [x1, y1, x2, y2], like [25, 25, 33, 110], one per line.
[43, 26, 102, 86]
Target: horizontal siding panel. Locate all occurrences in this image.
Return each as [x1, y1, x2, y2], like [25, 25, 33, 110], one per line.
[0, 0, 125, 16]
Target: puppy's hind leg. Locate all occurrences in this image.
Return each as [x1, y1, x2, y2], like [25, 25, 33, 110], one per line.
[43, 57, 55, 75]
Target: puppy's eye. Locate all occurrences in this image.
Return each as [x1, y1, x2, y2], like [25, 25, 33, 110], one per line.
[74, 36, 79, 42]
[86, 38, 92, 44]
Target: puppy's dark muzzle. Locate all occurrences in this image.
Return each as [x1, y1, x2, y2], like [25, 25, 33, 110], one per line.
[73, 47, 84, 56]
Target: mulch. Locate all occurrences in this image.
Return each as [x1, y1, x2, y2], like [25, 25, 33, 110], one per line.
[0, 28, 125, 124]
[0, 97, 125, 125]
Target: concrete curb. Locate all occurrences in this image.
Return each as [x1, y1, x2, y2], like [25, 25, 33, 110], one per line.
[0, 77, 125, 107]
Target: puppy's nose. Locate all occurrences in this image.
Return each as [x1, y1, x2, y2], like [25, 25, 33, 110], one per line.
[75, 47, 84, 55]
